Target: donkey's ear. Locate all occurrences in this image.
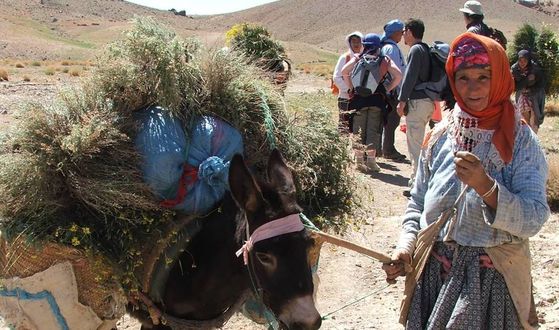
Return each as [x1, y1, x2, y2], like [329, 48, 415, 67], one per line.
[267, 149, 295, 194]
[229, 154, 263, 213]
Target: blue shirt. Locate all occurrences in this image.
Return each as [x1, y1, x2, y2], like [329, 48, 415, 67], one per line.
[397, 123, 550, 251]
[381, 40, 405, 95]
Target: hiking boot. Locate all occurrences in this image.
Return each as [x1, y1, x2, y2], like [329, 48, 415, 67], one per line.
[403, 190, 411, 198]
[366, 158, 381, 172]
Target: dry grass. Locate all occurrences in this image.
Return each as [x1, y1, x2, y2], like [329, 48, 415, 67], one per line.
[0, 69, 8, 81]
[297, 63, 333, 77]
[15, 63, 24, 68]
[44, 67, 55, 75]
[69, 68, 80, 76]
[31, 61, 41, 67]
[23, 75, 30, 82]
[548, 154, 559, 211]
[545, 96, 559, 117]
[61, 60, 71, 66]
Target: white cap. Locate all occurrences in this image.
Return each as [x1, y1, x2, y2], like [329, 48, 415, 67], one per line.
[459, 0, 484, 16]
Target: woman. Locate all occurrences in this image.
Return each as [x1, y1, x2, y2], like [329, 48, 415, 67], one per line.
[511, 49, 546, 133]
[382, 32, 549, 329]
[341, 33, 402, 172]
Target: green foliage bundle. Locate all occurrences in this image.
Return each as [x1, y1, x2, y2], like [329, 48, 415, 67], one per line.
[509, 23, 559, 96]
[282, 93, 360, 228]
[537, 27, 559, 96]
[0, 17, 358, 286]
[226, 23, 288, 72]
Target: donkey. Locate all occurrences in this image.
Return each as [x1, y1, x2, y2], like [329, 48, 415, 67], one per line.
[130, 149, 321, 329]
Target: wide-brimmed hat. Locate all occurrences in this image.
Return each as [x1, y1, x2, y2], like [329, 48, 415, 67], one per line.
[381, 19, 405, 41]
[459, 0, 484, 16]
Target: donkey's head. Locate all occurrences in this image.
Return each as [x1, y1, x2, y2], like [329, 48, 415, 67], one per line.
[229, 149, 321, 330]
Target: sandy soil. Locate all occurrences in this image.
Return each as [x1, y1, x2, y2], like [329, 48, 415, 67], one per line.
[1, 72, 558, 330]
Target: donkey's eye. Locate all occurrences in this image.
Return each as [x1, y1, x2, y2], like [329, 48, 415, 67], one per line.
[256, 252, 277, 269]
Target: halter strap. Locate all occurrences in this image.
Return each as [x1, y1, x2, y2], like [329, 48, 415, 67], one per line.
[235, 213, 304, 265]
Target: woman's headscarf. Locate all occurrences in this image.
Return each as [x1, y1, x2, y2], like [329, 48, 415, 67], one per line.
[445, 32, 516, 164]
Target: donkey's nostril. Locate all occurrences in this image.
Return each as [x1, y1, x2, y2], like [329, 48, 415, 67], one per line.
[312, 316, 322, 329]
[290, 317, 322, 330]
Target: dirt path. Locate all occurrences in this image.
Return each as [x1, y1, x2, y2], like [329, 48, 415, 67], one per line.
[1, 73, 558, 330]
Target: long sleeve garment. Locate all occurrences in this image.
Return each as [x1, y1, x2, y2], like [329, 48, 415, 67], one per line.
[333, 52, 353, 99]
[398, 43, 430, 102]
[511, 61, 545, 93]
[397, 123, 550, 253]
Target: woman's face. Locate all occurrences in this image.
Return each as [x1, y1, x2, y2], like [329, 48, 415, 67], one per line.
[518, 57, 529, 69]
[454, 67, 491, 111]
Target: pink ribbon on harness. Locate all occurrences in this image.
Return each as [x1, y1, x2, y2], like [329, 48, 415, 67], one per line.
[235, 214, 304, 265]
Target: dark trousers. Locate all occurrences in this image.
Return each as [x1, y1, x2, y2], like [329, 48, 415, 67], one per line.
[338, 98, 353, 134]
[381, 99, 400, 154]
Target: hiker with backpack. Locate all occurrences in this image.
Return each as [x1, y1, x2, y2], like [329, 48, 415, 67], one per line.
[382, 32, 549, 329]
[396, 19, 434, 195]
[341, 33, 402, 172]
[460, 0, 508, 49]
[511, 49, 546, 133]
[332, 31, 363, 134]
[380, 19, 407, 162]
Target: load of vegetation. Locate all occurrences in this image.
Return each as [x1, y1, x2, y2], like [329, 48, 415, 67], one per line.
[0, 17, 358, 290]
[226, 23, 290, 73]
[508, 23, 559, 96]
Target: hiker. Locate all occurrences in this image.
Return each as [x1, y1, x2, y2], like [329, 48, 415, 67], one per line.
[511, 49, 546, 133]
[380, 19, 407, 161]
[459, 0, 508, 50]
[332, 31, 363, 134]
[341, 33, 402, 172]
[460, 1, 490, 35]
[382, 32, 550, 329]
[396, 18, 434, 196]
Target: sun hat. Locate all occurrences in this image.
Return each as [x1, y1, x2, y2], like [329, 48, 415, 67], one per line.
[362, 33, 381, 48]
[459, 0, 484, 16]
[381, 19, 405, 41]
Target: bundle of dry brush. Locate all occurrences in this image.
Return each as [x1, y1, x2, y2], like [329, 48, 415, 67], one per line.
[0, 17, 357, 288]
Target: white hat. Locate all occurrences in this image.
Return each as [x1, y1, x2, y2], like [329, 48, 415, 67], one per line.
[459, 0, 484, 16]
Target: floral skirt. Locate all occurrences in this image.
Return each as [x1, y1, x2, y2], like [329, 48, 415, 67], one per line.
[406, 243, 521, 330]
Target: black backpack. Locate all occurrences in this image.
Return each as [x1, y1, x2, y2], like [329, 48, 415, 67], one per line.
[414, 42, 451, 102]
[487, 26, 508, 50]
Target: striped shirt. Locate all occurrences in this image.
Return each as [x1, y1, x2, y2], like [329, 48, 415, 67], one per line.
[397, 123, 550, 252]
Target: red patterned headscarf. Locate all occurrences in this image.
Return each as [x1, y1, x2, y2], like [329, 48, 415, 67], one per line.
[446, 33, 516, 164]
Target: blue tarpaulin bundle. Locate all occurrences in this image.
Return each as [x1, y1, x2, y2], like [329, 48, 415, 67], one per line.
[135, 106, 243, 214]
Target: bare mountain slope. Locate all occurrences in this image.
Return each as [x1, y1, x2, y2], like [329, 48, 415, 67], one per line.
[0, 0, 557, 59]
[213, 0, 559, 52]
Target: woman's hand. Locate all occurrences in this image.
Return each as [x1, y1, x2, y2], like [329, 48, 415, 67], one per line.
[454, 151, 492, 191]
[454, 151, 498, 208]
[382, 249, 411, 282]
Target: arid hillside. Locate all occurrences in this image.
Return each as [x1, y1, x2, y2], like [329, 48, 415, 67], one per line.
[210, 0, 559, 52]
[1, 0, 558, 61]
